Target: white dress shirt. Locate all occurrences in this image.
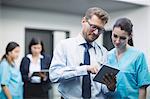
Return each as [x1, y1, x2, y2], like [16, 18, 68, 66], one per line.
[50, 34, 113, 99]
[27, 54, 43, 83]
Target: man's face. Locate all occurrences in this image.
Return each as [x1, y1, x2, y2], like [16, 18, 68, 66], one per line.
[82, 15, 105, 43]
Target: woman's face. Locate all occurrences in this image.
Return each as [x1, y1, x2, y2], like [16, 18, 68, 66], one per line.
[112, 27, 129, 50]
[31, 44, 42, 56]
[9, 46, 20, 60]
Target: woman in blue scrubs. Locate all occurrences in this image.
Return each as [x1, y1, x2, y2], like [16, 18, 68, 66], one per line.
[0, 42, 23, 99]
[107, 18, 150, 99]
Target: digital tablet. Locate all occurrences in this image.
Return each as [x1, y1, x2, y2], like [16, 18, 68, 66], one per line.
[93, 64, 119, 84]
[31, 69, 49, 76]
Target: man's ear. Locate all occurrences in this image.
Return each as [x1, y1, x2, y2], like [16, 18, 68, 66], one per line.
[81, 17, 87, 23]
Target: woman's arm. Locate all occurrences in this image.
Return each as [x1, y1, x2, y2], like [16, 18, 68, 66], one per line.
[139, 86, 147, 99]
[0, 60, 12, 99]
[1, 85, 12, 99]
[20, 57, 30, 82]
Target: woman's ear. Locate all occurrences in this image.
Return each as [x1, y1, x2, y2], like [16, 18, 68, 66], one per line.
[8, 52, 11, 54]
[8, 51, 12, 56]
[128, 34, 133, 40]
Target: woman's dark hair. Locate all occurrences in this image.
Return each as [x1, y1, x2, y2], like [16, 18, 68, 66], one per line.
[1, 41, 20, 61]
[28, 38, 45, 54]
[113, 18, 134, 46]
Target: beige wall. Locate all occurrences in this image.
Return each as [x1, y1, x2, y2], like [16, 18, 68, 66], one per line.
[1, 6, 150, 67]
[0, 6, 104, 63]
[0, 6, 82, 62]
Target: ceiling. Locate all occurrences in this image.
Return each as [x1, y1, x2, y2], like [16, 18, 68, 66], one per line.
[1, 0, 144, 15]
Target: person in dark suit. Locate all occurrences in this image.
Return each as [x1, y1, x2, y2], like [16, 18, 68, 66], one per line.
[20, 38, 52, 99]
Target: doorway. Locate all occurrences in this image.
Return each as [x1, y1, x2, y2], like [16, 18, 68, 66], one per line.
[25, 28, 53, 56]
[25, 28, 70, 56]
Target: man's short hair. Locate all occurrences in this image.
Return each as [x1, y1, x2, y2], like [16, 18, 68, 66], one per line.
[85, 7, 109, 24]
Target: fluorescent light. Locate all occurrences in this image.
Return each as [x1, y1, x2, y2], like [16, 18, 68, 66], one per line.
[115, 0, 150, 5]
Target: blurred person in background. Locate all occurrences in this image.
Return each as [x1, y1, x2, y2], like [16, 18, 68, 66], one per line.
[0, 42, 23, 99]
[20, 38, 52, 99]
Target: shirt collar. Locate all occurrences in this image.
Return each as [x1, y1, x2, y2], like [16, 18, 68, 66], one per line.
[76, 33, 95, 47]
[27, 54, 44, 60]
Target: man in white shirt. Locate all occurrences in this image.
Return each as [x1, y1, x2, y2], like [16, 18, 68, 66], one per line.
[50, 7, 116, 99]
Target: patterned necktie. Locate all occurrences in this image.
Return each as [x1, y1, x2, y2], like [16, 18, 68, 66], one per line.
[82, 43, 92, 99]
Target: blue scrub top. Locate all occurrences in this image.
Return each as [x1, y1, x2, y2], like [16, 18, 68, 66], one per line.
[0, 82, 1, 93]
[0, 59, 23, 99]
[107, 47, 150, 99]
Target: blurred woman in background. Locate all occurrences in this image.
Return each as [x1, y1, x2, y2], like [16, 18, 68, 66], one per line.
[0, 42, 23, 99]
[20, 38, 51, 99]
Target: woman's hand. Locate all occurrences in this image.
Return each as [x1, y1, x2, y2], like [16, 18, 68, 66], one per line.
[38, 72, 47, 81]
[102, 73, 116, 91]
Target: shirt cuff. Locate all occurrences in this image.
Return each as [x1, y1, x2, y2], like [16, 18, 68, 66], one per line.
[75, 65, 88, 76]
